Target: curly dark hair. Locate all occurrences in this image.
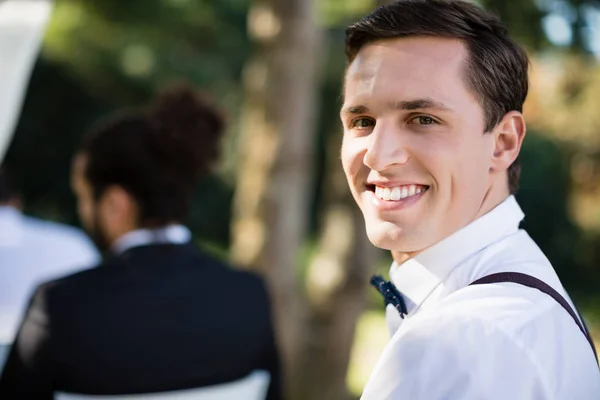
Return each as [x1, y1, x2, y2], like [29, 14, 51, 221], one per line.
[81, 83, 225, 226]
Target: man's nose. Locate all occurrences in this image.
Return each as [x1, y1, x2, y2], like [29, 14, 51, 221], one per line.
[363, 122, 409, 171]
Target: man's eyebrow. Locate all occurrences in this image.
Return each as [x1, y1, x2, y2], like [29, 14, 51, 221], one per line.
[341, 105, 369, 115]
[341, 99, 452, 116]
[391, 98, 452, 111]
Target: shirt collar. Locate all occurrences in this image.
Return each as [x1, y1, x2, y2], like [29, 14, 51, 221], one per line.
[389, 195, 525, 314]
[111, 224, 192, 256]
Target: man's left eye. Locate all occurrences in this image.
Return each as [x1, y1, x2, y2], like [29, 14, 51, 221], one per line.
[409, 116, 437, 125]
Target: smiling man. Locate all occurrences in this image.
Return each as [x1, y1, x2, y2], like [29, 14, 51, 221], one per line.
[341, 1, 600, 399]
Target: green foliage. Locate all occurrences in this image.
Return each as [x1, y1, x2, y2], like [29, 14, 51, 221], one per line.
[481, 0, 600, 54]
[4, 0, 248, 246]
[516, 133, 581, 281]
[516, 132, 600, 294]
[319, 0, 376, 26]
[4, 59, 109, 225]
[43, 0, 251, 105]
[480, 0, 548, 49]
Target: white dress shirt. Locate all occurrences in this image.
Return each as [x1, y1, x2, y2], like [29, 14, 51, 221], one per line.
[0, 206, 100, 344]
[361, 196, 600, 400]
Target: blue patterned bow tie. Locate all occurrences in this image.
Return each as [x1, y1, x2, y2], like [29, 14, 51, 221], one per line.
[370, 275, 408, 318]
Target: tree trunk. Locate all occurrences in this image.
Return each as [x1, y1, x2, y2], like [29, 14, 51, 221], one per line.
[231, 0, 322, 396]
[232, 1, 381, 399]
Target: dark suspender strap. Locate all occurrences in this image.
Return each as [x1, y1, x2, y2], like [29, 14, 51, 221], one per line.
[470, 272, 598, 361]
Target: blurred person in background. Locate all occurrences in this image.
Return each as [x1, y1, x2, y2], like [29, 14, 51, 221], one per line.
[340, 0, 600, 399]
[0, 84, 281, 399]
[0, 166, 99, 370]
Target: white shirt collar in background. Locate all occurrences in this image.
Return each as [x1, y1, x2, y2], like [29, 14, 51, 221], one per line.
[111, 224, 192, 256]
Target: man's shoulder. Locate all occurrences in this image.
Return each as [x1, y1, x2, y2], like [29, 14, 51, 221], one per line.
[474, 228, 551, 271]
[372, 302, 597, 400]
[37, 250, 270, 308]
[392, 290, 556, 374]
[35, 260, 111, 298]
[399, 276, 590, 369]
[420, 278, 558, 336]
[219, 264, 268, 290]
[206, 261, 272, 305]
[391, 282, 600, 398]
[189, 248, 270, 293]
[441, 228, 568, 334]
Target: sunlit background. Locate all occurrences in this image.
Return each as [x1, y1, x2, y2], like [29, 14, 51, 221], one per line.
[2, 0, 600, 399]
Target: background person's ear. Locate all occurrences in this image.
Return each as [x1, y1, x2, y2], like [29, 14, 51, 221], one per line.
[101, 185, 138, 222]
[490, 111, 526, 173]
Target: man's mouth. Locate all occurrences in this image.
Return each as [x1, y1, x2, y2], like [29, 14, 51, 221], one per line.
[366, 184, 429, 201]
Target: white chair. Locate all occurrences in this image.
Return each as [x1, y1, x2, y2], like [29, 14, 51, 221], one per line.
[55, 370, 270, 400]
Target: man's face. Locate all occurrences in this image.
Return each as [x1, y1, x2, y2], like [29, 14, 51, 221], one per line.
[341, 37, 497, 253]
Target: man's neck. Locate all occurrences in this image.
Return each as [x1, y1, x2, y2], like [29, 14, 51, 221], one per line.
[392, 185, 510, 266]
[0, 199, 21, 209]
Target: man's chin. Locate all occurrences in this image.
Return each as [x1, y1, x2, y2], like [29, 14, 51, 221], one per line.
[365, 222, 425, 253]
[366, 224, 404, 250]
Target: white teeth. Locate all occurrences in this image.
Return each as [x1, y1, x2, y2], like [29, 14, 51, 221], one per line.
[373, 185, 427, 201]
[382, 187, 391, 201]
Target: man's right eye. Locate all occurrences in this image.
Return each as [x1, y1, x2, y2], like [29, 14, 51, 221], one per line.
[350, 118, 375, 129]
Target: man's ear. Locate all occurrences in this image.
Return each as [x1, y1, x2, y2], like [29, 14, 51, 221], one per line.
[490, 111, 526, 173]
[101, 185, 136, 220]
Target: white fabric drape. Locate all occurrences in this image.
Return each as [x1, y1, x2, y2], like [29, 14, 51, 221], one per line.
[0, 0, 54, 163]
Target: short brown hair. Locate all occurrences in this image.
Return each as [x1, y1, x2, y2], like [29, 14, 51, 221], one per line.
[345, 0, 528, 193]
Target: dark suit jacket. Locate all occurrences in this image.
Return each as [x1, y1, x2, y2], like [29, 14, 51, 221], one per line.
[0, 243, 281, 399]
